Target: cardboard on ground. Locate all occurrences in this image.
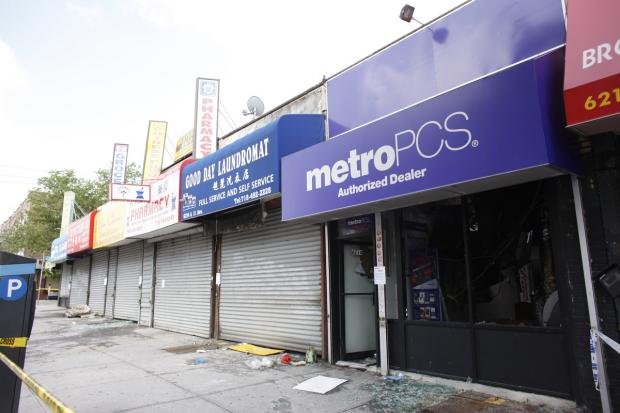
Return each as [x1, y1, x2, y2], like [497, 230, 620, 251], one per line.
[294, 376, 348, 394]
[228, 343, 284, 356]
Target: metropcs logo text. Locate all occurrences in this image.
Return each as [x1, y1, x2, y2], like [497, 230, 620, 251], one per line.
[306, 111, 475, 192]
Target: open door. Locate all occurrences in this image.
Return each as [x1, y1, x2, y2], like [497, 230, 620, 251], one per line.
[339, 241, 377, 360]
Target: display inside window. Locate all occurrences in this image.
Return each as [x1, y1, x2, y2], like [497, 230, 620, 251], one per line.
[403, 201, 468, 322]
[467, 182, 561, 327]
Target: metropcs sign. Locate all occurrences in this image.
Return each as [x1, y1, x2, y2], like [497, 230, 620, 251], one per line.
[306, 111, 473, 196]
[282, 57, 577, 221]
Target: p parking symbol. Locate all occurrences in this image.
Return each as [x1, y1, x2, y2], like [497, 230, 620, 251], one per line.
[0, 276, 27, 301]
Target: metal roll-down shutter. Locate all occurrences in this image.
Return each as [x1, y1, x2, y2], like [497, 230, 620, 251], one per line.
[59, 263, 72, 298]
[70, 257, 91, 307]
[140, 242, 155, 327]
[105, 249, 118, 318]
[154, 233, 212, 337]
[88, 250, 109, 315]
[219, 209, 322, 352]
[114, 242, 143, 321]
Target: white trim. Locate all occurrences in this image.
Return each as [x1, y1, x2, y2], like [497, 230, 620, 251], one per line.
[330, 44, 565, 140]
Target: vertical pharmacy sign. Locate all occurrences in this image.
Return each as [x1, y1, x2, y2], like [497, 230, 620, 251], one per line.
[193, 78, 220, 160]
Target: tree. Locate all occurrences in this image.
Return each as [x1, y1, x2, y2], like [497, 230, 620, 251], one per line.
[0, 163, 142, 257]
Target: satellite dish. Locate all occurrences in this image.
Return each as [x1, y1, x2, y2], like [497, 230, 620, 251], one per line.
[243, 96, 265, 118]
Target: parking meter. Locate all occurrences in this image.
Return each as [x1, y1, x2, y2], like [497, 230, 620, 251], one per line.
[0, 251, 37, 413]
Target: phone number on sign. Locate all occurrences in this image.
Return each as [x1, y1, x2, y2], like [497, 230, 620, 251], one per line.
[233, 187, 272, 205]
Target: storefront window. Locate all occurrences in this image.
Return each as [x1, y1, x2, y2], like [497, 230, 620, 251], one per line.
[398, 182, 561, 327]
[402, 200, 469, 322]
[467, 183, 561, 327]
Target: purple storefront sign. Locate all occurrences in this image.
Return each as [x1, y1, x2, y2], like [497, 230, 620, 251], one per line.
[327, 0, 566, 137]
[282, 52, 577, 221]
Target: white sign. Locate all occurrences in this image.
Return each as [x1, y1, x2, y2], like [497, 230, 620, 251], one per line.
[374, 266, 386, 285]
[193, 78, 220, 160]
[125, 168, 180, 237]
[216, 272, 221, 285]
[110, 183, 151, 202]
[111, 143, 129, 185]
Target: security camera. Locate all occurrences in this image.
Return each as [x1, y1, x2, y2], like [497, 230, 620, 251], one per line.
[400, 4, 415, 23]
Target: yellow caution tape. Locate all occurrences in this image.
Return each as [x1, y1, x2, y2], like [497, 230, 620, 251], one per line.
[0, 337, 28, 348]
[0, 352, 76, 413]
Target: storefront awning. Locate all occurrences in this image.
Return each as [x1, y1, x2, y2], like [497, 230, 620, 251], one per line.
[126, 160, 198, 239]
[563, 0, 620, 134]
[67, 211, 97, 256]
[49, 235, 68, 264]
[282, 52, 578, 222]
[93, 201, 132, 249]
[181, 114, 324, 221]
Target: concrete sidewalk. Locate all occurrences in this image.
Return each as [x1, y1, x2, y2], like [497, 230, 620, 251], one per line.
[16, 301, 581, 412]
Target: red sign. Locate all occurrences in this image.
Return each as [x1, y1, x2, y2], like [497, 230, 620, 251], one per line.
[67, 212, 97, 254]
[564, 0, 620, 129]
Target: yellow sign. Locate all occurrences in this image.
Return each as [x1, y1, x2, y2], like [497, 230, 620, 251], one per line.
[93, 202, 127, 248]
[142, 120, 168, 182]
[0, 337, 27, 348]
[174, 129, 194, 162]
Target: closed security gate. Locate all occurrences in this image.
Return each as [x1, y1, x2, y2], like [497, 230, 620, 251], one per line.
[220, 210, 322, 352]
[154, 233, 212, 337]
[105, 249, 118, 318]
[114, 242, 143, 321]
[89, 250, 109, 315]
[59, 263, 72, 308]
[140, 242, 155, 327]
[70, 257, 91, 307]
[59, 264, 72, 299]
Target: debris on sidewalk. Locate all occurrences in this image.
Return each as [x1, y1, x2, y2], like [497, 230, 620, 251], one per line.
[245, 356, 275, 370]
[280, 353, 293, 364]
[294, 375, 348, 394]
[305, 346, 317, 363]
[163, 339, 229, 354]
[290, 360, 307, 366]
[229, 343, 284, 356]
[362, 375, 457, 413]
[65, 305, 91, 318]
[420, 391, 576, 413]
[336, 360, 370, 371]
[483, 396, 506, 406]
[383, 373, 404, 382]
[187, 357, 208, 365]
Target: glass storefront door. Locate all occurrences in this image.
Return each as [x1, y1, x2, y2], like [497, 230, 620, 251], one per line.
[330, 215, 377, 362]
[342, 242, 376, 357]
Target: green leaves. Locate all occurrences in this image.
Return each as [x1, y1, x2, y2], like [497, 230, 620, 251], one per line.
[0, 163, 142, 257]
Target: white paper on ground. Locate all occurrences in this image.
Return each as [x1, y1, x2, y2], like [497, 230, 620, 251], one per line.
[293, 375, 348, 394]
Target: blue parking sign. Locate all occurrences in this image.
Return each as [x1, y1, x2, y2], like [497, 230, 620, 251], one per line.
[0, 276, 28, 301]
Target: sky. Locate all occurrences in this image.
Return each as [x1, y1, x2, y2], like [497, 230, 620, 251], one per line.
[0, 0, 464, 223]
